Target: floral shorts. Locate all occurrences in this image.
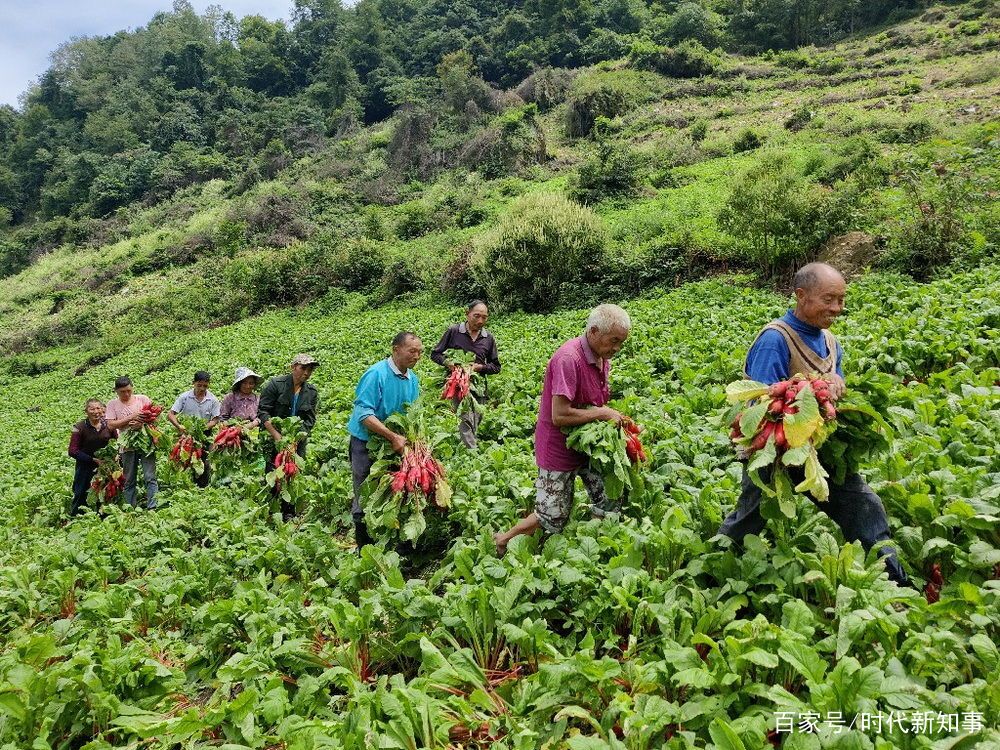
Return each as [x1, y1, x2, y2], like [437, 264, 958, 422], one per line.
[535, 466, 618, 534]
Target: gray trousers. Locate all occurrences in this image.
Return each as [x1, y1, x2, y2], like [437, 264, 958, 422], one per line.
[457, 400, 482, 449]
[121, 450, 158, 509]
[349, 436, 374, 520]
[719, 466, 909, 586]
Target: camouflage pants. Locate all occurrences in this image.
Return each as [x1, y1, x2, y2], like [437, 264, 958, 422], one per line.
[535, 466, 618, 534]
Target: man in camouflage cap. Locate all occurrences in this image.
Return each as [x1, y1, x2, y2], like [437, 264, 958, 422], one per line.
[258, 354, 320, 520]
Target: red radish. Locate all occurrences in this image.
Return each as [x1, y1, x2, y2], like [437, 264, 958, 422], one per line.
[749, 421, 776, 452]
[213, 425, 244, 449]
[768, 381, 789, 398]
[768, 398, 784, 414]
[270, 444, 301, 492]
[621, 418, 648, 464]
[924, 563, 943, 604]
[774, 422, 788, 451]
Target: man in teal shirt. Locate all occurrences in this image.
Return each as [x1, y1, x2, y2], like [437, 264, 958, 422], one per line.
[348, 331, 423, 548]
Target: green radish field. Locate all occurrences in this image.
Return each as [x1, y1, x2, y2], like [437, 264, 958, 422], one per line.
[1, 269, 998, 749]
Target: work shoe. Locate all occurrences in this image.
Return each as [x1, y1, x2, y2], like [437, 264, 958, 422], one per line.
[354, 519, 373, 551]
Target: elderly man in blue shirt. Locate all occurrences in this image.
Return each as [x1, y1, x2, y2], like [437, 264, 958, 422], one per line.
[718, 263, 910, 587]
[347, 331, 423, 548]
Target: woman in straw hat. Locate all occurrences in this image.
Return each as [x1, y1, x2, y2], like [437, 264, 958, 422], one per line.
[219, 367, 262, 426]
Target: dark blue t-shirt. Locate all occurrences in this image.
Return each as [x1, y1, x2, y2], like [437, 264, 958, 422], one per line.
[745, 310, 843, 385]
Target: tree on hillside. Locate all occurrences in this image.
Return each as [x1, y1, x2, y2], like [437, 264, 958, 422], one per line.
[0, 0, 925, 238]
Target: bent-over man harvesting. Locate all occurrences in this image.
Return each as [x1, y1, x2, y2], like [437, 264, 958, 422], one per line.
[718, 262, 910, 586]
[494, 304, 631, 556]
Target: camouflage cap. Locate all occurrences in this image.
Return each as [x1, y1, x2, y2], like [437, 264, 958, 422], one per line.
[291, 353, 319, 367]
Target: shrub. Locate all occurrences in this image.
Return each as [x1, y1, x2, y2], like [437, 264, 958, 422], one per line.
[814, 136, 882, 186]
[514, 68, 577, 111]
[732, 128, 764, 153]
[472, 193, 606, 312]
[437, 50, 493, 115]
[718, 152, 852, 277]
[88, 146, 162, 216]
[223, 248, 301, 314]
[565, 85, 631, 138]
[689, 119, 709, 142]
[326, 237, 387, 291]
[628, 39, 719, 78]
[388, 106, 439, 179]
[775, 50, 814, 69]
[663, 2, 723, 48]
[240, 189, 312, 247]
[378, 255, 424, 303]
[361, 206, 389, 240]
[213, 219, 247, 257]
[461, 105, 546, 177]
[395, 202, 437, 239]
[879, 118, 934, 144]
[0, 236, 31, 278]
[579, 29, 633, 65]
[882, 164, 981, 280]
[784, 105, 815, 132]
[812, 56, 846, 75]
[441, 242, 486, 303]
[568, 119, 643, 203]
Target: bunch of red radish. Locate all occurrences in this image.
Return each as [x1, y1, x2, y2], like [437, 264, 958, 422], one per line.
[168, 434, 204, 470]
[622, 418, 647, 463]
[389, 441, 448, 505]
[213, 424, 244, 450]
[272, 444, 300, 491]
[137, 403, 164, 424]
[731, 375, 837, 455]
[120, 402, 164, 454]
[441, 365, 472, 401]
[90, 464, 125, 502]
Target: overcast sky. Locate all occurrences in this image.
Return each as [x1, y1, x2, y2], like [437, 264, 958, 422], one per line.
[0, 1, 293, 108]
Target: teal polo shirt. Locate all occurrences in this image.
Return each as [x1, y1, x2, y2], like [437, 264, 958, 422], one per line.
[347, 358, 420, 441]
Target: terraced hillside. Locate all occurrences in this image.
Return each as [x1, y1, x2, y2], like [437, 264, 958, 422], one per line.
[1, 3, 998, 377]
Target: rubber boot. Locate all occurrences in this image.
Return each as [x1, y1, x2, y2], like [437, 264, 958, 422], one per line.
[354, 518, 373, 551]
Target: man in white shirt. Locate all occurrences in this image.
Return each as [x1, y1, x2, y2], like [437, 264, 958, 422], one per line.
[167, 370, 222, 487]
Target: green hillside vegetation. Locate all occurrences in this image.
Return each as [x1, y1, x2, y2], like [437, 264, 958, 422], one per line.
[1, 1, 999, 376]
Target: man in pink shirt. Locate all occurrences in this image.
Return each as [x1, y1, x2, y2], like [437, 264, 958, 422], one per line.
[105, 375, 159, 509]
[494, 304, 631, 555]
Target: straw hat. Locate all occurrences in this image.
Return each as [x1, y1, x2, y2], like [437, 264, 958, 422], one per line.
[232, 367, 262, 390]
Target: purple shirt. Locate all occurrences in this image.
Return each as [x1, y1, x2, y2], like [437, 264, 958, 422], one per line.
[220, 392, 260, 421]
[534, 336, 611, 471]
